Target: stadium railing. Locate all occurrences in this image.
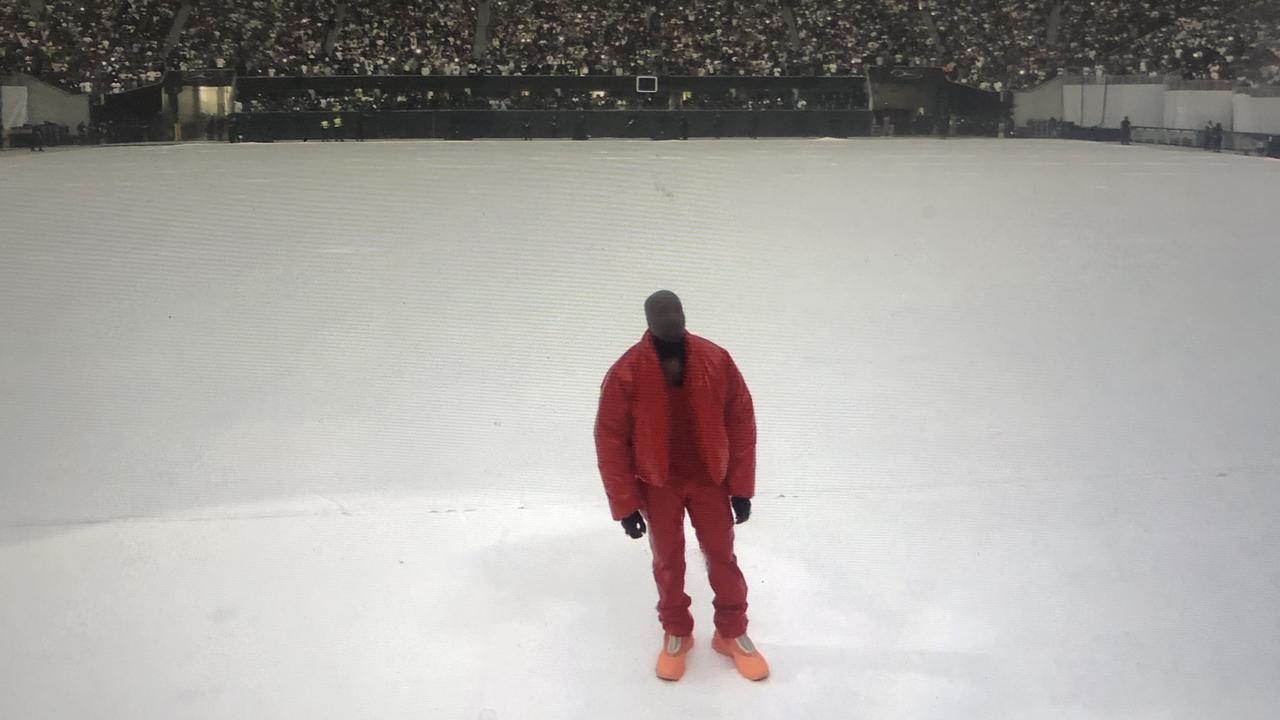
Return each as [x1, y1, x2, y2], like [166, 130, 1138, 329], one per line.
[1132, 125, 1280, 156]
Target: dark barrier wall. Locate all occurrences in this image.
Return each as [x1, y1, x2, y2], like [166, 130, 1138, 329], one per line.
[866, 67, 1004, 121]
[97, 81, 175, 142]
[101, 82, 163, 120]
[236, 74, 870, 99]
[947, 82, 1005, 121]
[867, 67, 948, 114]
[233, 109, 876, 141]
[1062, 125, 1124, 142]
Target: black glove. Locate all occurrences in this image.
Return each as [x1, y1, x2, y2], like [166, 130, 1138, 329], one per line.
[731, 496, 751, 525]
[621, 511, 646, 539]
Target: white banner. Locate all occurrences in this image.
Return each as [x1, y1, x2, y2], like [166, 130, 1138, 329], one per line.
[2, 85, 29, 129]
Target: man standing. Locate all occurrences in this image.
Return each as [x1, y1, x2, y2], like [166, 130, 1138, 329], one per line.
[1120, 116, 1132, 145]
[594, 290, 769, 682]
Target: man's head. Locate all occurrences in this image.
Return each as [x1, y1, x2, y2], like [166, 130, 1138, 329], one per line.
[645, 290, 686, 343]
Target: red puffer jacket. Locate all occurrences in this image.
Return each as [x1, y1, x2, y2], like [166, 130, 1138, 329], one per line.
[594, 329, 757, 521]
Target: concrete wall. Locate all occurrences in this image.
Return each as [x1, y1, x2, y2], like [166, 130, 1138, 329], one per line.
[2, 85, 29, 128]
[1060, 84, 1090, 125]
[1013, 76, 1063, 126]
[9, 72, 90, 127]
[1102, 84, 1164, 128]
[1232, 94, 1280, 135]
[1061, 82, 1163, 128]
[1163, 90, 1233, 130]
[1017, 76, 1280, 133]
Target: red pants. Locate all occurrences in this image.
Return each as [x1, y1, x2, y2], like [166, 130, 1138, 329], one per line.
[640, 481, 749, 639]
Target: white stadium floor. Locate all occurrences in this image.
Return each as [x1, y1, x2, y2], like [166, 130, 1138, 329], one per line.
[2, 138, 1278, 719]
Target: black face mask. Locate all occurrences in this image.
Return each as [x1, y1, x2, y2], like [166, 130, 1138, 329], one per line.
[651, 333, 685, 362]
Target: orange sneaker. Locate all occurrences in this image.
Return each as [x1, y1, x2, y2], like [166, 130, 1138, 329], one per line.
[656, 633, 694, 681]
[712, 631, 770, 681]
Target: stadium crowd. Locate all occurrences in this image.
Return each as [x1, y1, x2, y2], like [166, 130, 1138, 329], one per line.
[789, 0, 937, 76]
[1053, 0, 1280, 85]
[1, 0, 174, 93]
[485, 0, 661, 76]
[168, 0, 336, 76]
[2, 0, 1278, 95]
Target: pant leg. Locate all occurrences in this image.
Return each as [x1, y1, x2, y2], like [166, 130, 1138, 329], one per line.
[640, 483, 694, 636]
[686, 484, 749, 638]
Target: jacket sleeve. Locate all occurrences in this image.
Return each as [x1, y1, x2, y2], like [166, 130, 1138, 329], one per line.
[595, 365, 642, 521]
[723, 355, 757, 499]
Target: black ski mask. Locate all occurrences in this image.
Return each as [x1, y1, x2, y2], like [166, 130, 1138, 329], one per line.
[652, 333, 686, 361]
